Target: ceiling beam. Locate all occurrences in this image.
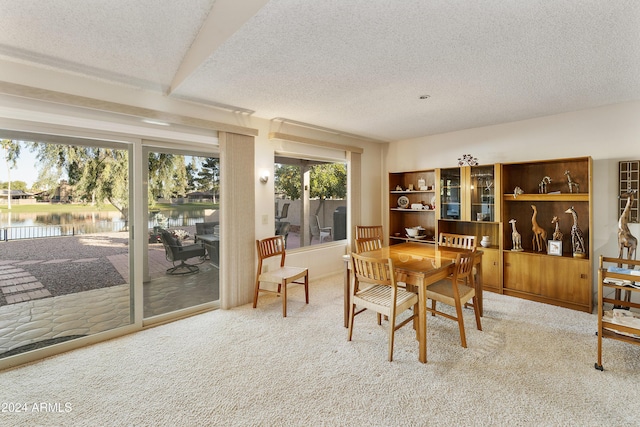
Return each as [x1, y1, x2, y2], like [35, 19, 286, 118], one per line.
[168, 0, 270, 95]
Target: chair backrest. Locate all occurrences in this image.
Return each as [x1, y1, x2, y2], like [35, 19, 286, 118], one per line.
[256, 235, 287, 268]
[351, 253, 397, 290]
[355, 237, 382, 254]
[355, 225, 384, 240]
[438, 232, 476, 249]
[159, 229, 181, 261]
[279, 203, 289, 219]
[452, 251, 475, 283]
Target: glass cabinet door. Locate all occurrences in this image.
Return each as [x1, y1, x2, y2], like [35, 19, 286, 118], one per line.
[470, 165, 495, 222]
[440, 168, 461, 220]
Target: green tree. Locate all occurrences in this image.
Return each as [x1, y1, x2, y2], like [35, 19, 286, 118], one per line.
[275, 164, 301, 200]
[194, 157, 220, 202]
[147, 153, 188, 206]
[1, 139, 21, 209]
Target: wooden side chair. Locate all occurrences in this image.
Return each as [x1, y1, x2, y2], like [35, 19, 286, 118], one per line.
[355, 225, 384, 240]
[348, 253, 418, 361]
[426, 251, 482, 348]
[438, 232, 476, 249]
[254, 235, 309, 317]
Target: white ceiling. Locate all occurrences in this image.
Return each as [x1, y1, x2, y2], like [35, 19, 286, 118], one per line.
[1, 0, 639, 142]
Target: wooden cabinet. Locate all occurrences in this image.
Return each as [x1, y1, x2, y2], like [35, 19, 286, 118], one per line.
[501, 157, 592, 312]
[595, 256, 640, 371]
[388, 170, 437, 244]
[437, 164, 502, 292]
[389, 157, 592, 312]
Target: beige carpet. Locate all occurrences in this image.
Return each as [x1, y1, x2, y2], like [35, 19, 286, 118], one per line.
[1, 274, 639, 426]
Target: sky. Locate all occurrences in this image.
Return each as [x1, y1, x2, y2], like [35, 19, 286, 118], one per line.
[2, 149, 39, 188]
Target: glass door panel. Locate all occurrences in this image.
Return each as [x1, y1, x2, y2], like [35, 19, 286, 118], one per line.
[470, 165, 495, 222]
[142, 147, 220, 318]
[0, 135, 132, 360]
[440, 168, 461, 220]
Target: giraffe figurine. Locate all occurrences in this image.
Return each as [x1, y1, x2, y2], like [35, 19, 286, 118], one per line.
[551, 216, 563, 241]
[565, 206, 586, 257]
[509, 219, 523, 251]
[564, 170, 579, 193]
[618, 191, 637, 266]
[531, 204, 547, 252]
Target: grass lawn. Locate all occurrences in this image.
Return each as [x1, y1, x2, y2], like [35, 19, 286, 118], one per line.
[1, 202, 219, 214]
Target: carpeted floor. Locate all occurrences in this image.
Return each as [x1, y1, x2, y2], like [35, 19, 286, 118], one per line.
[1, 273, 639, 426]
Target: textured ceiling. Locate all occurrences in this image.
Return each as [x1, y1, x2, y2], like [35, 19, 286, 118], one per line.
[1, 0, 639, 141]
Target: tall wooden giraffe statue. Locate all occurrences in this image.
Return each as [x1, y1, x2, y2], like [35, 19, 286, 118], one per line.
[565, 206, 586, 257]
[531, 205, 547, 252]
[509, 219, 523, 251]
[551, 216, 563, 241]
[618, 191, 637, 265]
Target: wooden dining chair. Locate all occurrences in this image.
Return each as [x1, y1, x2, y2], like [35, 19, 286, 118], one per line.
[254, 235, 309, 317]
[426, 251, 482, 348]
[355, 237, 382, 254]
[348, 253, 418, 361]
[355, 225, 384, 240]
[438, 232, 476, 249]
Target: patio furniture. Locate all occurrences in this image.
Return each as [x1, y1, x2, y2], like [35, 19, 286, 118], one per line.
[275, 203, 290, 221]
[159, 229, 206, 275]
[310, 215, 332, 243]
[275, 221, 290, 247]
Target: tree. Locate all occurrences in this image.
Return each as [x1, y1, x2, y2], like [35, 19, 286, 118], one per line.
[1, 139, 21, 209]
[194, 157, 220, 202]
[275, 164, 301, 200]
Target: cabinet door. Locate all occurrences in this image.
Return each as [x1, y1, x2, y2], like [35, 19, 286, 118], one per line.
[503, 252, 540, 294]
[481, 248, 500, 291]
[470, 165, 496, 222]
[540, 257, 590, 306]
[440, 168, 463, 220]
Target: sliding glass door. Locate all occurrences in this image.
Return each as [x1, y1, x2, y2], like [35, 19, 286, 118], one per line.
[142, 145, 220, 319]
[0, 133, 133, 359]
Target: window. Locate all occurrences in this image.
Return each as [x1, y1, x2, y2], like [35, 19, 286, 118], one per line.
[274, 156, 347, 248]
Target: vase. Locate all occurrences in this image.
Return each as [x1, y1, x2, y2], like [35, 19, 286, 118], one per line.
[480, 236, 491, 248]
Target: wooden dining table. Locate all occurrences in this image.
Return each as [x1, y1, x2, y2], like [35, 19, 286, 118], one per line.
[342, 242, 483, 363]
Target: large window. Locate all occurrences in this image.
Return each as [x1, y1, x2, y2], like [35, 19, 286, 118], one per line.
[274, 155, 347, 248]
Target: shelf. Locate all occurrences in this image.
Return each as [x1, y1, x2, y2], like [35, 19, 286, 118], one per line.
[503, 193, 589, 202]
[390, 208, 436, 212]
[390, 190, 434, 194]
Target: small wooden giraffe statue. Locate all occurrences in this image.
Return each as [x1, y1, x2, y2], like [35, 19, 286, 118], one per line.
[531, 204, 547, 252]
[565, 206, 585, 257]
[551, 216, 563, 241]
[618, 191, 637, 265]
[564, 170, 579, 193]
[509, 219, 523, 251]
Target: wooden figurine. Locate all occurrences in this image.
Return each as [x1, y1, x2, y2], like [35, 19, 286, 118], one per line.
[565, 206, 586, 257]
[509, 219, 523, 251]
[551, 216, 563, 241]
[618, 191, 638, 265]
[531, 205, 547, 252]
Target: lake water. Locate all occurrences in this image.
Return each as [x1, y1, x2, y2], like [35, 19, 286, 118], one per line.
[0, 210, 209, 240]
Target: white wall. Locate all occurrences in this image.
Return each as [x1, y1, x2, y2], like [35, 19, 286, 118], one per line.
[387, 101, 640, 303]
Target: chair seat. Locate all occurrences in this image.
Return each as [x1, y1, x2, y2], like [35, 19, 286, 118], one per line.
[354, 285, 418, 314]
[259, 266, 308, 284]
[427, 280, 475, 306]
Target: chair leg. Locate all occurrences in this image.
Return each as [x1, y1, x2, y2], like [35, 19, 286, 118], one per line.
[282, 280, 287, 317]
[253, 278, 261, 308]
[348, 304, 357, 341]
[454, 299, 467, 348]
[473, 296, 482, 331]
[430, 299, 437, 316]
[304, 274, 309, 304]
[388, 310, 396, 362]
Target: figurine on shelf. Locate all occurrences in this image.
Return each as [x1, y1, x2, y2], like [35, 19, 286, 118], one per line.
[509, 219, 523, 251]
[551, 215, 563, 241]
[538, 176, 551, 194]
[531, 205, 547, 252]
[565, 206, 586, 257]
[618, 190, 637, 265]
[565, 170, 580, 193]
[513, 186, 524, 198]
